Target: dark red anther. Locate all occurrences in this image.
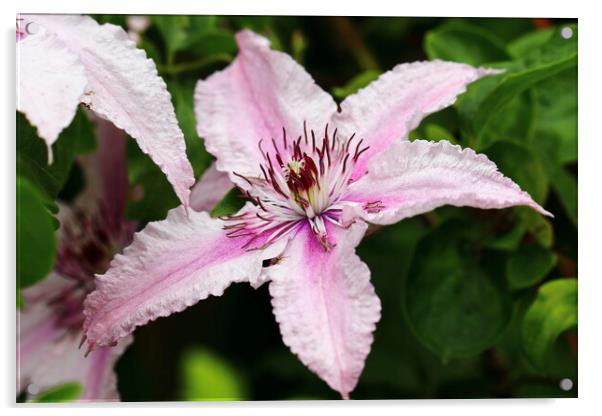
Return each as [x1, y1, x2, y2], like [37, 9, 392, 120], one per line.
[282, 127, 288, 150]
[353, 146, 370, 162]
[303, 120, 309, 144]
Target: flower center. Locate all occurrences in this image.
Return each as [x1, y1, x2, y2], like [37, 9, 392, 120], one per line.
[225, 123, 369, 251]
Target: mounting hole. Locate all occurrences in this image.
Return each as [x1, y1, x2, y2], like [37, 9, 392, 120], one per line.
[26, 383, 40, 395]
[560, 26, 573, 39]
[559, 378, 574, 391]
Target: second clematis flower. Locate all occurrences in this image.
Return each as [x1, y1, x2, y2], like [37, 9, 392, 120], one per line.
[83, 30, 551, 399]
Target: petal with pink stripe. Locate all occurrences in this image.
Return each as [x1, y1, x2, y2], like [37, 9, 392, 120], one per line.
[83, 206, 287, 347]
[344, 139, 551, 225]
[267, 221, 381, 398]
[194, 30, 337, 178]
[331, 61, 501, 179]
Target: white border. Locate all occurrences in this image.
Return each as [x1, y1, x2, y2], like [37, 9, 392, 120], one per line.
[3, 0, 599, 415]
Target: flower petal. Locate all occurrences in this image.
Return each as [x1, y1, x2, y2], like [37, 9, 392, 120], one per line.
[83, 206, 286, 347]
[27, 14, 194, 206]
[194, 29, 337, 177]
[189, 161, 234, 212]
[17, 274, 70, 392]
[17, 19, 87, 158]
[25, 330, 132, 401]
[331, 61, 500, 179]
[344, 139, 551, 225]
[266, 221, 381, 398]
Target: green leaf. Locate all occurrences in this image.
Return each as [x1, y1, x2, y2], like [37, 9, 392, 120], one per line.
[507, 27, 555, 58]
[404, 221, 512, 361]
[153, 15, 219, 62]
[17, 177, 57, 289]
[424, 21, 509, 66]
[484, 141, 549, 205]
[522, 278, 577, 371]
[519, 208, 554, 248]
[17, 109, 94, 200]
[506, 244, 557, 290]
[457, 25, 577, 142]
[534, 134, 577, 226]
[31, 383, 82, 403]
[533, 67, 577, 163]
[331, 70, 381, 100]
[180, 347, 247, 401]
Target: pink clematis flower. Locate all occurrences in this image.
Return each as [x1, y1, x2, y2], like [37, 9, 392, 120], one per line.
[83, 30, 550, 399]
[16, 14, 194, 206]
[17, 117, 227, 401]
[17, 118, 135, 401]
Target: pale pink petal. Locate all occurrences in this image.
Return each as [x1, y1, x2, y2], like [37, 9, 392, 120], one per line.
[17, 18, 87, 159]
[189, 161, 234, 212]
[26, 330, 132, 401]
[331, 61, 500, 179]
[194, 29, 337, 177]
[83, 205, 287, 347]
[26, 14, 194, 206]
[266, 221, 381, 398]
[17, 274, 70, 392]
[344, 140, 551, 226]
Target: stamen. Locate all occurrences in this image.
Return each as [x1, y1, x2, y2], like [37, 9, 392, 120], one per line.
[223, 122, 370, 251]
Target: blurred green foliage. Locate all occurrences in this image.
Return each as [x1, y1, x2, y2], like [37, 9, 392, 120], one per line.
[29, 383, 83, 403]
[17, 15, 577, 401]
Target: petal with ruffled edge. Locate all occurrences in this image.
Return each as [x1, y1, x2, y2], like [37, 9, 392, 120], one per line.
[17, 18, 87, 160]
[331, 61, 501, 179]
[194, 29, 337, 178]
[26, 330, 132, 401]
[344, 140, 551, 226]
[266, 221, 381, 398]
[25, 14, 194, 206]
[83, 205, 287, 347]
[189, 161, 234, 212]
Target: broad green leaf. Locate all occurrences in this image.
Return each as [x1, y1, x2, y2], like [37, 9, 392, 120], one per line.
[533, 67, 577, 163]
[331, 70, 381, 100]
[518, 208, 554, 248]
[476, 90, 536, 150]
[507, 27, 555, 58]
[484, 141, 549, 205]
[522, 278, 577, 371]
[153, 15, 218, 60]
[534, 135, 577, 226]
[457, 25, 577, 141]
[17, 177, 57, 289]
[482, 215, 527, 252]
[17, 109, 93, 200]
[180, 347, 247, 401]
[506, 244, 557, 290]
[404, 221, 512, 361]
[424, 21, 509, 66]
[31, 382, 82, 403]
